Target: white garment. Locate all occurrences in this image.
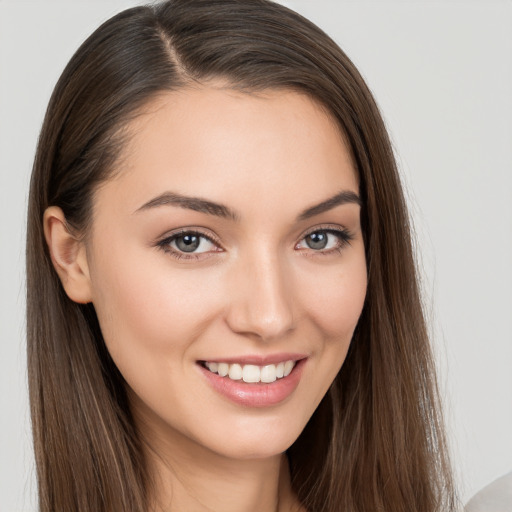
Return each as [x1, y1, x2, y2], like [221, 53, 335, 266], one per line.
[465, 471, 512, 512]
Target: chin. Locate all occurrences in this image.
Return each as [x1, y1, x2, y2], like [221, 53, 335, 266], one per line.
[197, 413, 310, 461]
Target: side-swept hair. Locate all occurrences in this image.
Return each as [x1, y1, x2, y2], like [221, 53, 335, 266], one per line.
[27, 1, 457, 510]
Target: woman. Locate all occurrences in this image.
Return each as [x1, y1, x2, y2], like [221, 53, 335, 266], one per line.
[26, 0, 457, 511]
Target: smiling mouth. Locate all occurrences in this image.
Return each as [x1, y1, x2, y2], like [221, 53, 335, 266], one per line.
[200, 360, 297, 384]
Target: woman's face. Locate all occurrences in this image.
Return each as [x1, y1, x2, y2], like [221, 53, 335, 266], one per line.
[85, 86, 367, 460]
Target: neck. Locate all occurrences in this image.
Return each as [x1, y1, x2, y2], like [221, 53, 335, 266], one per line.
[149, 447, 294, 512]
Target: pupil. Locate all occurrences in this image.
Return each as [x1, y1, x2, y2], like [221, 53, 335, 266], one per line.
[306, 232, 328, 250]
[176, 234, 200, 252]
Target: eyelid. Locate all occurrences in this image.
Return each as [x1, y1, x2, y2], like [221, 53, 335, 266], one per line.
[299, 223, 353, 243]
[155, 227, 224, 260]
[295, 224, 354, 253]
[154, 223, 354, 261]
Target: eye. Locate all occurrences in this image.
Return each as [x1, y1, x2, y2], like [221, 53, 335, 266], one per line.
[157, 230, 221, 259]
[172, 233, 212, 253]
[296, 228, 353, 254]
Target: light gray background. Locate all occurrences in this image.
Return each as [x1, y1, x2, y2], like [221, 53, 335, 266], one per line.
[1, 1, 511, 510]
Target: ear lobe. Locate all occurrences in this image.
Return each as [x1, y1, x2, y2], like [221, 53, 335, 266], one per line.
[43, 206, 92, 304]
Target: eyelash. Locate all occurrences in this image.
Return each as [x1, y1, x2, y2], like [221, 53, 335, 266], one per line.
[155, 226, 354, 261]
[296, 226, 354, 257]
[156, 229, 222, 261]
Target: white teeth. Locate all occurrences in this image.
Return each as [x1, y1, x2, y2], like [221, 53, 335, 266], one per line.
[228, 363, 243, 381]
[284, 360, 294, 377]
[217, 363, 229, 377]
[204, 360, 297, 383]
[260, 364, 277, 383]
[207, 362, 218, 373]
[242, 365, 260, 383]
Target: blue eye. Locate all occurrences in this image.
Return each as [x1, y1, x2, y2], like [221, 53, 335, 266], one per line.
[173, 233, 204, 253]
[157, 231, 220, 258]
[296, 229, 352, 253]
[157, 226, 353, 261]
[305, 231, 329, 250]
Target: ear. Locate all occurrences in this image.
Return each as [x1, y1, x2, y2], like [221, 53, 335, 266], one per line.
[43, 206, 93, 304]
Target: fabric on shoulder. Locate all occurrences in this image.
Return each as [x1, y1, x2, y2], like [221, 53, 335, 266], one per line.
[465, 471, 512, 512]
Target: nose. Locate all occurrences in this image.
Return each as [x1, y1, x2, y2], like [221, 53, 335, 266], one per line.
[225, 249, 296, 342]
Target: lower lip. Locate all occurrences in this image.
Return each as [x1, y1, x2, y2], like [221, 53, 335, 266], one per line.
[198, 359, 307, 408]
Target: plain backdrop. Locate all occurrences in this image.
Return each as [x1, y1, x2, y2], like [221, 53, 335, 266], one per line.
[1, 1, 511, 511]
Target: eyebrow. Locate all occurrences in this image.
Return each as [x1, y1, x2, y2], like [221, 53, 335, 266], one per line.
[135, 191, 239, 220]
[297, 190, 361, 221]
[134, 189, 361, 221]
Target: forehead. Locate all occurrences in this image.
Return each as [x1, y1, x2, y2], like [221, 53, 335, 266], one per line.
[97, 86, 358, 220]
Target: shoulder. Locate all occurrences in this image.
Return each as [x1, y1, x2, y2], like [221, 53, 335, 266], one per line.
[465, 471, 512, 512]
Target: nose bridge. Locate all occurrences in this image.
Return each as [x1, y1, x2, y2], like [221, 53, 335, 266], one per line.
[226, 243, 296, 341]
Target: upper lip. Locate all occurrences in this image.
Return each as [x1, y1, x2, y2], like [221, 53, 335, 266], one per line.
[199, 353, 308, 366]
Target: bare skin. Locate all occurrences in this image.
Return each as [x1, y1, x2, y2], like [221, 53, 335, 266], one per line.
[44, 86, 367, 512]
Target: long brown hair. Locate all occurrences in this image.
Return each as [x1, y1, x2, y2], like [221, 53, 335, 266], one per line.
[27, 1, 457, 510]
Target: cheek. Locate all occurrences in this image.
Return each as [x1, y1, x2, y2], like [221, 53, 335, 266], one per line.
[89, 247, 223, 371]
[301, 254, 367, 341]
[295, 249, 367, 395]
